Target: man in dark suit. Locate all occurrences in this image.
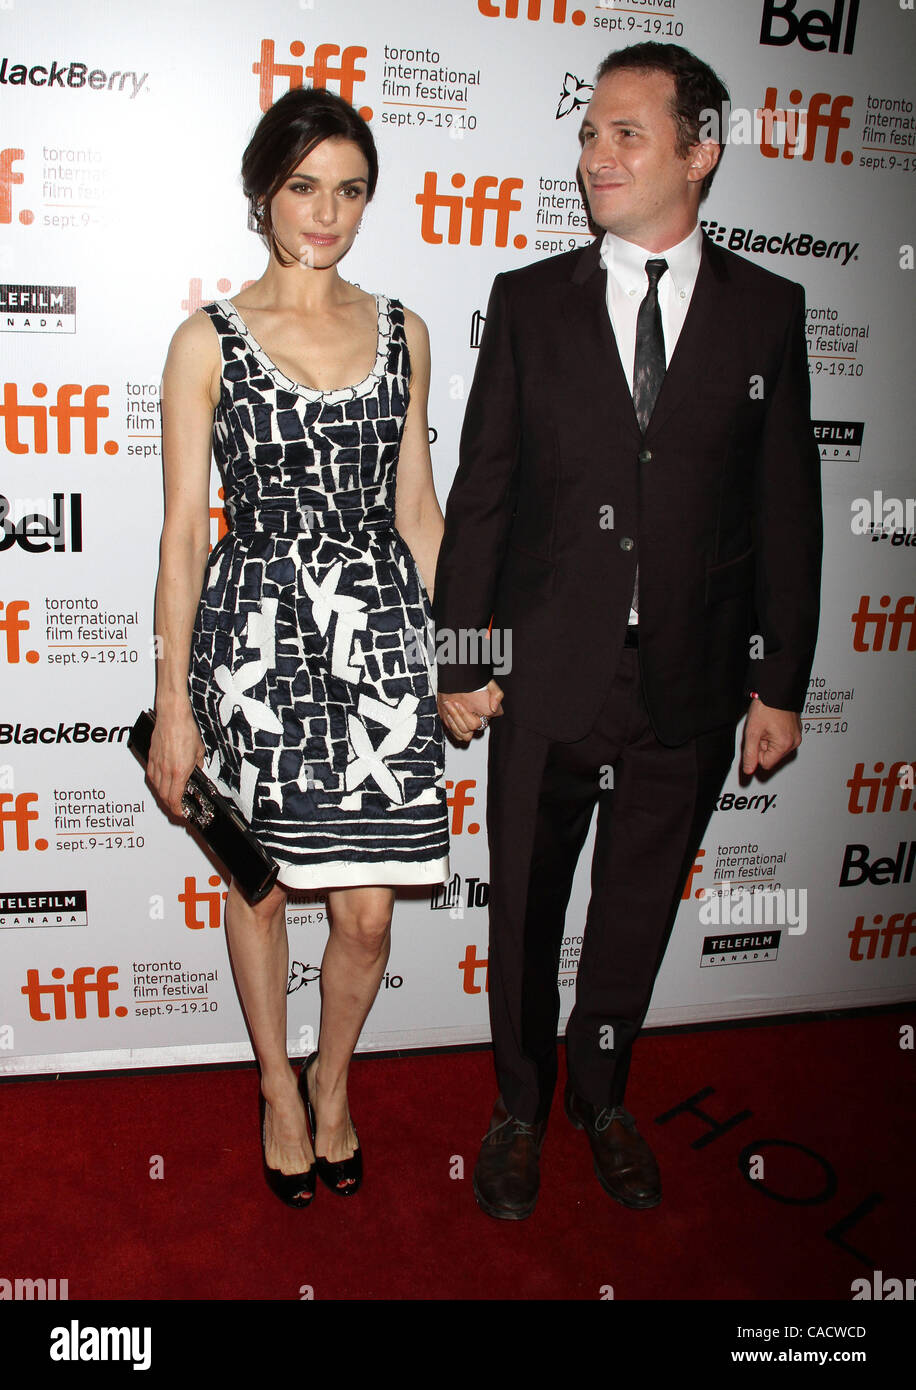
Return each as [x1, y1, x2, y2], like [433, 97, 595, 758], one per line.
[433, 43, 822, 1220]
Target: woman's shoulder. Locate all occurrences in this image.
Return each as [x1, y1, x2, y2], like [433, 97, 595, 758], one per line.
[382, 296, 427, 342]
[163, 307, 221, 379]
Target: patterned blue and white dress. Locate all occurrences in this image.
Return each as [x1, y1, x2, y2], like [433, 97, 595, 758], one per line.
[187, 294, 450, 888]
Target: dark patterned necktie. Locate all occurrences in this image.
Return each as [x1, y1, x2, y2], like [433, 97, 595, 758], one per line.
[630, 258, 668, 619]
[632, 258, 668, 433]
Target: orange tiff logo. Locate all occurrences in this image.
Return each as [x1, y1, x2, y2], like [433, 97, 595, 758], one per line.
[477, 0, 587, 24]
[179, 874, 228, 929]
[851, 596, 916, 652]
[0, 383, 117, 455]
[416, 173, 526, 248]
[253, 39, 372, 117]
[757, 87, 854, 165]
[0, 147, 33, 225]
[0, 600, 39, 665]
[21, 965, 128, 1019]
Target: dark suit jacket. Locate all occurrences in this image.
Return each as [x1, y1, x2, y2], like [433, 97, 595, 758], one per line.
[433, 232, 822, 747]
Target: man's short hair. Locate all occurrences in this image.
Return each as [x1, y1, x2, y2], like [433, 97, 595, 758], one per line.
[596, 43, 730, 201]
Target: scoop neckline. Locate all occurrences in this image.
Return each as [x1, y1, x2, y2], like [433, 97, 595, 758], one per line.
[216, 292, 390, 403]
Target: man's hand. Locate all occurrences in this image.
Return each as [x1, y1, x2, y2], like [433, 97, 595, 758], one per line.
[438, 681, 504, 742]
[741, 696, 802, 775]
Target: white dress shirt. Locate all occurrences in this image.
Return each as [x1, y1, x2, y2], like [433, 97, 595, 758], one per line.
[599, 222, 703, 621]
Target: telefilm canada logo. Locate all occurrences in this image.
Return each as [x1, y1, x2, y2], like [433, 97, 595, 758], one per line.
[0, 285, 75, 333]
[0, 890, 87, 928]
[701, 219, 858, 266]
[813, 420, 864, 462]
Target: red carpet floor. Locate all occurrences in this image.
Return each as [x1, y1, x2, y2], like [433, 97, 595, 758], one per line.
[1, 1009, 912, 1301]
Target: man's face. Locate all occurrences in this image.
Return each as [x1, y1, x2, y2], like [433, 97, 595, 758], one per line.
[578, 68, 714, 250]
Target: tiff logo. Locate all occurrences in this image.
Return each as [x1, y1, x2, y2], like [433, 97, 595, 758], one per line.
[847, 762, 916, 814]
[478, 0, 587, 23]
[252, 39, 371, 117]
[0, 600, 39, 663]
[178, 874, 227, 929]
[848, 912, 916, 961]
[416, 173, 526, 248]
[0, 148, 32, 225]
[446, 779, 480, 835]
[851, 596, 916, 652]
[21, 965, 128, 1019]
[458, 944, 489, 994]
[0, 792, 47, 850]
[182, 276, 255, 318]
[0, 383, 118, 454]
[758, 87, 854, 164]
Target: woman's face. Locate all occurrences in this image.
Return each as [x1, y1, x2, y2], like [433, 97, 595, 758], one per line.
[268, 136, 370, 269]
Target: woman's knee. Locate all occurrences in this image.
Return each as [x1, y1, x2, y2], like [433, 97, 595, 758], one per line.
[330, 905, 392, 957]
[227, 877, 287, 928]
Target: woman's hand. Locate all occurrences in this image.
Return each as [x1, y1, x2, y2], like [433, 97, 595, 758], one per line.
[438, 681, 504, 742]
[147, 703, 206, 817]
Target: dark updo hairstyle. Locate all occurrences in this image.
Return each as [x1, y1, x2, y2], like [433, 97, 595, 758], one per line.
[241, 86, 379, 266]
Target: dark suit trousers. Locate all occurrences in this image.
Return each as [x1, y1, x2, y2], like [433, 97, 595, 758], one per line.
[486, 647, 737, 1124]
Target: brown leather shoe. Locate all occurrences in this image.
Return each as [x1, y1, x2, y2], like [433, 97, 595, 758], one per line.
[564, 1087, 661, 1209]
[472, 1096, 547, 1221]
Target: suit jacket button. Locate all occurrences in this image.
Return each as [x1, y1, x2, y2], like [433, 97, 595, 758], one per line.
[638, 449, 652, 463]
[619, 536, 634, 552]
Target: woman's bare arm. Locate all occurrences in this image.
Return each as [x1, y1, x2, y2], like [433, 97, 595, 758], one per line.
[147, 312, 220, 815]
[393, 307, 443, 598]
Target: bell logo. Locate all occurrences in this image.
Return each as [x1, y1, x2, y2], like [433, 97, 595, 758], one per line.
[760, 0, 859, 55]
[0, 383, 117, 455]
[0, 599, 39, 663]
[757, 87, 854, 164]
[253, 39, 371, 117]
[851, 595, 916, 652]
[416, 173, 526, 248]
[478, 0, 587, 24]
[21, 964, 128, 1020]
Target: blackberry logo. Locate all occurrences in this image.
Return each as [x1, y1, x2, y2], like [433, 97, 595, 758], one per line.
[702, 220, 858, 265]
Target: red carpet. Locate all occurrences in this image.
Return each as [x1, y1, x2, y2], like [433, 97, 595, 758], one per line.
[1, 1009, 912, 1301]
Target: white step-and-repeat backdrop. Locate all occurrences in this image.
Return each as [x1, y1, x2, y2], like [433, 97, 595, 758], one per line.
[1, 0, 913, 1074]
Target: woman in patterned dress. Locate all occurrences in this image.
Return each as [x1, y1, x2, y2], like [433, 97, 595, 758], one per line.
[147, 88, 450, 1204]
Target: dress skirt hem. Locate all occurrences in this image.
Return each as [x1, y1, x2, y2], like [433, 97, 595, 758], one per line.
[273, 855, 450, 890]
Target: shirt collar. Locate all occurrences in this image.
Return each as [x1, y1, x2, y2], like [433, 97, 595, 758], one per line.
[599, 223, 703, 299]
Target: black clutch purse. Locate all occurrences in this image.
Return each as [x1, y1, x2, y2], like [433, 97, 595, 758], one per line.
[128, 708, 279, 904]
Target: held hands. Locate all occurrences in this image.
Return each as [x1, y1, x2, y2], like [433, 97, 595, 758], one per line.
[438, 680, 504, 743]
[147, 703, 206, 817]
[741, 695, 802, 776]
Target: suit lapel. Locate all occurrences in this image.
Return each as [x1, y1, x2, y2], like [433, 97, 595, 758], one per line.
[564, 239, 642, 443]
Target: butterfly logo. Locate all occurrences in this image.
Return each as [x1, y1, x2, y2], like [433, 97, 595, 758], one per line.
[556, 72, 593, 120]
[288, 961, 322, 994]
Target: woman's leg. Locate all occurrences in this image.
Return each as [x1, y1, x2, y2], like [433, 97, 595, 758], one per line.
[308, 885, 396, 1164]
[225, 877, 314, 1175]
